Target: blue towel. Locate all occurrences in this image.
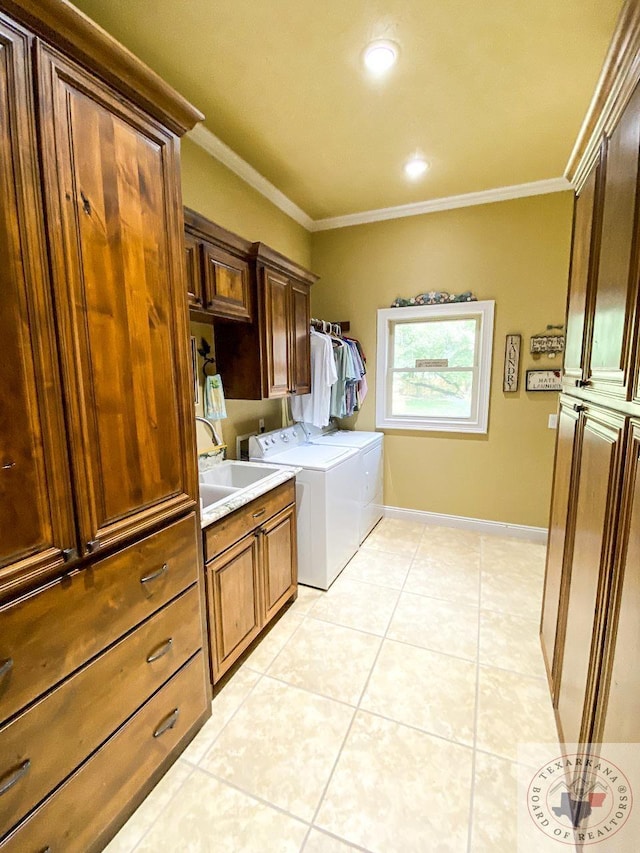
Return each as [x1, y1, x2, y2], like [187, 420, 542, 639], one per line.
[204, 374, 227, 421]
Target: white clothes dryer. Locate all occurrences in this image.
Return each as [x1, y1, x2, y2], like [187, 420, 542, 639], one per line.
[302, 422, 384, 544]
[249, 425, 359, 589]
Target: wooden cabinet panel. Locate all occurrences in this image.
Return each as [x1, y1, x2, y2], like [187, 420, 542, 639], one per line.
[262, 504, 297, 623]
[1, 653, 209, 853]
[184, 230, 203, 308]
[0, 586, 201, 838]
[540, 399, 581, 697]
[563, 162, 600, 386]
[597, 420, 640, 743]
[588, 83, 640, 397]
[0, 513, 198, 724]
[37, 46, 196, 556]
[290, 280, 311, 395]
[0, 16, 76, 596]
[556, 407, 626, 744]
[207, 534, 262, 681]
[262, 268, 291, 397]
[203, 242, 251, 321]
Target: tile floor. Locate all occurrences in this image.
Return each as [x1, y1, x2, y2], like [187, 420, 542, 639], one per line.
[106, 518, 560, 853]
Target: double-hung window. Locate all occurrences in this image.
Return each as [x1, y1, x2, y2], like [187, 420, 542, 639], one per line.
[376, 300, 494, 433]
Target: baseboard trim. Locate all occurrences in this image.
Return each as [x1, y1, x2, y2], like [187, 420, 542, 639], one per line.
[383, 505, 548, 543]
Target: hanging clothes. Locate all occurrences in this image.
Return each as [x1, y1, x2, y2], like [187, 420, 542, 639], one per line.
[330, 338, 359, 418]
[290, 329, 337, 428]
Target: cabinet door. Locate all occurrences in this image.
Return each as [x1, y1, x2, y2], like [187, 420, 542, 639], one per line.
[563, 161, 600, 388]
[203, 243, 251, 321]
[555, 406, 626, 745]
[597, 420, 640, 743]
[587, 82, 640, 399]
[261, 504, 297, 623]
[184, 231, 203, 309]
[0, 17, 76, 594]
[206, 534, 262, 681]
[289, 280, 311, 395]
[36, 47, 197, 557]
[261, 268, 290, 398]
[540, 399, 581, 697]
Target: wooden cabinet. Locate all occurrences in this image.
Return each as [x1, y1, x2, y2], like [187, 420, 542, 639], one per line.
[543, 8, 640, 753]
[184, 207, 252, 321]
[0, 2, 209, 849]
[215, 244, 315, 400]
[204, 481, 297, 682]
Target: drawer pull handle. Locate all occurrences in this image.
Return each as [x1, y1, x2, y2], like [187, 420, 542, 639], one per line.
[0, 657, 13, 678]
[153, 708, 179, 738]
[0, 759, 31, 796]
[573, 403, 586, 413]
[252, 508, 266, 518]
[140, 563, 168, 585]
[146, 638, 173, 663]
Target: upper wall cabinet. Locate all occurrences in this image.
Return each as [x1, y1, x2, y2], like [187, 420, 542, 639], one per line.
[215, 243, 317, 400]
[184, 207, 252, 322]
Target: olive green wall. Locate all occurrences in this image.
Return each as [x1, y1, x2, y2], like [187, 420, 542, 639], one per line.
[181, 137, 312, 455]
[310, 192, 574, 528]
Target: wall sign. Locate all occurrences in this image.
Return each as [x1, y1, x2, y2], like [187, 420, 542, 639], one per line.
[415, 358, 449, 369]
[503, 334, 521, 392]
[526, 369, 562, 392]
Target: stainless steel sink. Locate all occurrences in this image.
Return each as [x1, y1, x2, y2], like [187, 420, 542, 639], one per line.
[199, 461, 277, 489]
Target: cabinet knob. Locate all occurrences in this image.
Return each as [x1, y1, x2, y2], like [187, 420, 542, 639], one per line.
[62, 547, 78, 562]
[573, 403, 586, 413]
[575, 379, 589, 388]
[85, 540, 100, 554]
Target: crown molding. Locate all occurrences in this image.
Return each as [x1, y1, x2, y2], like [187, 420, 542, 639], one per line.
[310, 177, 573, 231]
[188, 125, 572, 233]
[565, 1, 640, 193]
[187, 124, 314, 230]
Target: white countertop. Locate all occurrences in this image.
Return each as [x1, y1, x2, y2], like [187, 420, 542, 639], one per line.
[199, 463, 300, 528]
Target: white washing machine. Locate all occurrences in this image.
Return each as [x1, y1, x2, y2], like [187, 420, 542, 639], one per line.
[249, 425, 359, 590]
[302, 423, 384, 544]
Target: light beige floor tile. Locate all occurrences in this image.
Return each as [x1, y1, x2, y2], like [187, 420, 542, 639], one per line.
[479, 610, 547, 678]
[181, 668, 262, 765]
[304, 829, 363, 852]
[243, 610, 304, 673]
[481, 569, 544, 620]
[310, 577, 399, 636]
[103, 759, 193, 853]
[202, 676, 354, 822]
[476, 666, 558, 762]
[289, 584, 325, 616]
[471, 752, 561, 853]
[316, 710, 473, 852]
[404, 555, 480, 604]
[361, 639, 476, 745]
[481, 536, 547, 577]
[362, 518, 423, 555]
[340, 547, 411, 589]
[416, 525, 482, 563]
[135, 770, 307, 853]
[267, 618, 381, 704]
[387, 592, 479, 660]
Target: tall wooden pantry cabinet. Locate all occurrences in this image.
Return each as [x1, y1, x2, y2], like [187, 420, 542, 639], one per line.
[0, 1, 210, 850]
[541, 1, 640, 747]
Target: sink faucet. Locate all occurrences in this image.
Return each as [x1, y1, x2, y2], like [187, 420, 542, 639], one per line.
[195, 416, 223, 447]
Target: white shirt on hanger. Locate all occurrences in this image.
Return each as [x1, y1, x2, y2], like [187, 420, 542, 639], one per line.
[290, 329, 338, 427]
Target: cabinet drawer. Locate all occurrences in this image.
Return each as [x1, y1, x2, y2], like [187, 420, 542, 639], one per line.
[0, 585, 202, 839]
[204, 481, 295, 562]
[0, 652, 208, 853]
[0, 514, 198, 724]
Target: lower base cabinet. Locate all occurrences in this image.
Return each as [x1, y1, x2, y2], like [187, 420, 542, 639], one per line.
[204, 481, 297, 682]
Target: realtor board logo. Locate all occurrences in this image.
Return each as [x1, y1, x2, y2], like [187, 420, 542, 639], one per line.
[527, 753, 632, 845]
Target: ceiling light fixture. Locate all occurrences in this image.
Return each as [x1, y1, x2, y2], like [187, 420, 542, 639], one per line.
[363, 39, 398, 75]
[404, 156, 429, 180]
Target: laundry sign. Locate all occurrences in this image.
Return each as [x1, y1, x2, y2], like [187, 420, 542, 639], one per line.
[415, 358, 449, 368]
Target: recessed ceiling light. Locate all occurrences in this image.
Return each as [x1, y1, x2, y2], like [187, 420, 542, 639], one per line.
[363, 40, 398, 75]
[404, 156, 429, 180]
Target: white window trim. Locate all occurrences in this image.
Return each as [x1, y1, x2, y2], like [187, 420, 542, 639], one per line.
[375, 300, 495, 433]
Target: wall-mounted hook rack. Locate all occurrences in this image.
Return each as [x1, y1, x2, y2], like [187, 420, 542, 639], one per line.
[197, 337, 216, 379]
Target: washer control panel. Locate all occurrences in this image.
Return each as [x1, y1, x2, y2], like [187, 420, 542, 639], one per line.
[248, 425, 305, 459]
